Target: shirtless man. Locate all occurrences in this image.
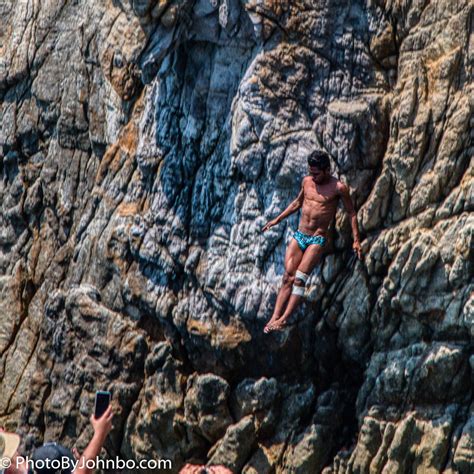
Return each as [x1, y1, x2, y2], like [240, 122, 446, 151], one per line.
[262, 151, 361, 333]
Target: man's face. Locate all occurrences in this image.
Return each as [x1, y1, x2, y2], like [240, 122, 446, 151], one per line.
[308, 166, 327, 184]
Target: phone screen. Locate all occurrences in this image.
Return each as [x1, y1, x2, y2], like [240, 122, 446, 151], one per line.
[94, 391, 111, 419]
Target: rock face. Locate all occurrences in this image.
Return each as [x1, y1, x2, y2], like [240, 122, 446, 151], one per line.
[1, 0, 472, 472]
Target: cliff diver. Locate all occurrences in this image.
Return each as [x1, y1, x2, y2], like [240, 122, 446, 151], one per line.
[262, 151, 362, 333]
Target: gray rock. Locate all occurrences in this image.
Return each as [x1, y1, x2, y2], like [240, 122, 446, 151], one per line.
[184, 373, 234, 442]
[208, 416, 257, 472]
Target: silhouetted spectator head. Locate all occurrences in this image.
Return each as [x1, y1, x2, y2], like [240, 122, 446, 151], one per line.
[30, 443, 75, 474]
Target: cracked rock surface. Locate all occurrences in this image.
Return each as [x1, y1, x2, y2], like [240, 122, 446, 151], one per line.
[1, 0, 472, 472]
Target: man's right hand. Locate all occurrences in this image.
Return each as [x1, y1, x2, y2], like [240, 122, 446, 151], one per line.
[353, 240, 362, 260]
[90, 405, 113, 441]
[262, 219, 278, 232]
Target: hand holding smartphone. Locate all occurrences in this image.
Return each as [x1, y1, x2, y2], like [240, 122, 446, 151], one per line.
[94, 391, 111, 419]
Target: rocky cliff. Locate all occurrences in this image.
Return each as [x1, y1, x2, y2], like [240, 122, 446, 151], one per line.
[1, 0, 472, 472]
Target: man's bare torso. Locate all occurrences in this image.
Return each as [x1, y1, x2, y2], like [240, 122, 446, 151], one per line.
[299, 175, 341, 236]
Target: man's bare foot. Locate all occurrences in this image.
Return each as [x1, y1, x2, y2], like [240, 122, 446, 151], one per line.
[263, 315, 280, 333]
[264, 318, 288, 333]
[263, 322, 276, 333]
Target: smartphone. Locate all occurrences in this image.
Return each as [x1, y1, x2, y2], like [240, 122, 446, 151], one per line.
[94, 391, 111, 419]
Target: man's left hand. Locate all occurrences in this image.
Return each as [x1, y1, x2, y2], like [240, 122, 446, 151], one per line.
[353, 241, 362, 259]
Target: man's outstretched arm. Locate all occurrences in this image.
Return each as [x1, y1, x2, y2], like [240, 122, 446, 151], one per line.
[262, 183, 304, 232]
[338, 182, 362, 259]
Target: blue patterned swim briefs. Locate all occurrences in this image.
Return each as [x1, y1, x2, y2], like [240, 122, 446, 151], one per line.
[293, 230, 326, 252]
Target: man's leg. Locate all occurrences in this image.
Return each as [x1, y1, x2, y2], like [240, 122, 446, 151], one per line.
[267, 243, 324, 331]
[263, 239, 304, 333]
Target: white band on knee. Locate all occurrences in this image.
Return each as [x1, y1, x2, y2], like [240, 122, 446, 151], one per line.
[295, 270, 309, 285]
[291, 285, 305, 296]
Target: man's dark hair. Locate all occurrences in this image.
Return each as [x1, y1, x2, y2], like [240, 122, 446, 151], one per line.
[308, 151, 330, 170]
